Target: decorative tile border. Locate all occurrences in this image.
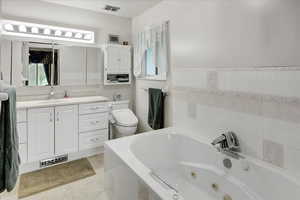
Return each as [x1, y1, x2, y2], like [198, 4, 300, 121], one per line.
[173, 65, 300, 71]
[173, 86, 300, 124]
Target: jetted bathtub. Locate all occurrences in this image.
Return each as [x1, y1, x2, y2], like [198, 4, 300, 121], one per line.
[104, 128, 300, 200]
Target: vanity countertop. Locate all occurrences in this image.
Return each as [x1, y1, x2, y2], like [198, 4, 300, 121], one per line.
[17, 96, 109, 109]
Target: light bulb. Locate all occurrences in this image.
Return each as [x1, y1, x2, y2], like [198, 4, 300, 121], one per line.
[55, 30, 62, 36]
[43, 28, 51, 35]
[31, 27, 39, 34]
[75, 33, 82, 39]
[65, 31, 72, 37]
[84, 34, 92, 40]
[4, 24, 14, 31]
[18, 25, 27, 32]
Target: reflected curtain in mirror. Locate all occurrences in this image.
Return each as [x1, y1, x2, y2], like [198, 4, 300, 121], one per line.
[26, 47, 59, 86]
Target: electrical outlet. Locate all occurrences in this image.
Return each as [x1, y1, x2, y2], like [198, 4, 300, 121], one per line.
[263, 140, 284, 168]
[187, 102, 197, 119]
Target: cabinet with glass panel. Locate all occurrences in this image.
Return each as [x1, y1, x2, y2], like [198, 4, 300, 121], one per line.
[0, 39, 102, 87]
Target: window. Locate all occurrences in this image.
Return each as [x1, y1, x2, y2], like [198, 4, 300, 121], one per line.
[145, 48, 157, 76]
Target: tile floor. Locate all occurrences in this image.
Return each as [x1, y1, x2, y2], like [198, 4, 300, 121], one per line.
[0, 154, 108, 200]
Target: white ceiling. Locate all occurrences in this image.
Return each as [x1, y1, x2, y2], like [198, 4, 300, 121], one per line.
[41, 0, 162, 18]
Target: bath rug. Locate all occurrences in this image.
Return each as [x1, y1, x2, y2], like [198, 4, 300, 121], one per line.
[18, 158, 96, 198]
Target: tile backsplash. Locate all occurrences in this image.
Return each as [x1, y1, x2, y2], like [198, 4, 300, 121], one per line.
[172, 66, 300, 179]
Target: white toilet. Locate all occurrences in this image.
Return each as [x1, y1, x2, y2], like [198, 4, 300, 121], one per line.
[109, 100, 138, 138]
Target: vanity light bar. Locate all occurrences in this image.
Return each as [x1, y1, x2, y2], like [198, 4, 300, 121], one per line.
[1, 20, 95, 44]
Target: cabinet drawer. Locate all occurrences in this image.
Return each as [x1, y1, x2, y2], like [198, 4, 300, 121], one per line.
[17, 109, 27, 123]
[79, 130, 108, 151]
[19, 144, 28, 164]
[17, 122, 27, 144]
[79, 113, 108, 133]
[79, 102, 108, 115]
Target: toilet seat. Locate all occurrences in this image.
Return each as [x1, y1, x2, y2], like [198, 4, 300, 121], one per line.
[111, 109, 138, 127]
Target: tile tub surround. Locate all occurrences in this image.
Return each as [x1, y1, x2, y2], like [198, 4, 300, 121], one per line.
[0, 154, 108, 200]
[172, 66, 300, 180]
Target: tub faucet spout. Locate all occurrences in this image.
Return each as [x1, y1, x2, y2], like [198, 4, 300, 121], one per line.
[211, 135, 226, 146]
[212, 131, 243, 159]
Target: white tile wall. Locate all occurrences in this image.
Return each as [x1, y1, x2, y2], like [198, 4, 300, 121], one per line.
[172, 67, 300, 177]
[172, 69, 207, 89]
[132, 0, 300, 179]
[218, 70, 300, 98]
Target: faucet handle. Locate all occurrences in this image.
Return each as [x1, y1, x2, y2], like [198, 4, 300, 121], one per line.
[212, 131, 240, 152]
[113, 94, 122, 101]
[224, 131, 240, 152]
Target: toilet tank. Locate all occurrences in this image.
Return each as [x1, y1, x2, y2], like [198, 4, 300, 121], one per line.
[110, 100, 130, 110]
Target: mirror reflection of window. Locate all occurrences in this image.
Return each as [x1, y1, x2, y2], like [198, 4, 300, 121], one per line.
[26, 47, 59, 87]
[145, 48, 157, 76]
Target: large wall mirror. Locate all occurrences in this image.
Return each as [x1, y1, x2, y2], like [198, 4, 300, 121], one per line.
[0, 38, 103, 87]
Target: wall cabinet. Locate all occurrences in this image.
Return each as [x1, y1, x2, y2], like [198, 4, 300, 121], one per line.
[0, 39, 24, 86]
[1, 39, 108, 87]
[0, 39, 12, 84]
[60, 46, 87, 86]
[87, 47, 103, 85]
[103, 44, 132, 85]
[11, 41, 24, 87]
[55, 105, 79, 155]
[28, 107, 55, 162]
[104, 45, 131, 73]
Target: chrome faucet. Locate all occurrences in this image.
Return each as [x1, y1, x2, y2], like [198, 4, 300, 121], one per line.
[212, 131, 244, 159]
[113, 93, 122, 101]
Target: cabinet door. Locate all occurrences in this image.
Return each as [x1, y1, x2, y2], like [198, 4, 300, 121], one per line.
[55, 105, 79, 155]
[28, 108, 54, 162]
[119, 47, 131, 72]
[0, 39, 11, 84]
[11, 41, 24, 87]
[87, 47, 103, 85]
[60, 46, 86, 86]
[106, 46, 120, 73]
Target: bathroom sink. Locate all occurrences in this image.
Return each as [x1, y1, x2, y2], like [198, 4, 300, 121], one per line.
[17, 96, 109, 109]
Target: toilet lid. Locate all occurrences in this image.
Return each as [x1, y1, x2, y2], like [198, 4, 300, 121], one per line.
[112, 109, 138, 127]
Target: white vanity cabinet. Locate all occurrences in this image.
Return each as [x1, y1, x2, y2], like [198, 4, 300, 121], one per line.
[54, 105, 79, 155]
[78, 102, 109, 151]
[17, 109, 28, 164]
[17, 98, 109, 172]
[28, 107, 55, 162]
[27, 105, 79, 162]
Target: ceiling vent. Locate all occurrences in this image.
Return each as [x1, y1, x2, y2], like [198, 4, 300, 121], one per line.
[104, 5, 120, 12]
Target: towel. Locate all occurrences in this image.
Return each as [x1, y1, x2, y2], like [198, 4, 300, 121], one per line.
[148, 88, 165, 130]
[0, 87, 20, 193]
